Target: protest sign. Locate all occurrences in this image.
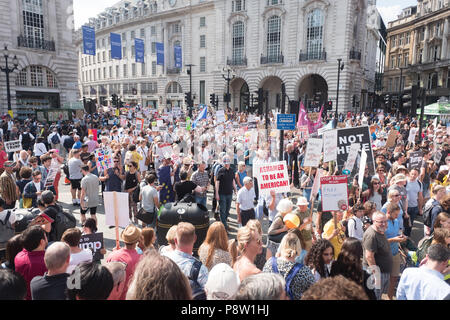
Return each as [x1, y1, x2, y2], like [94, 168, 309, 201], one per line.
[4, 140, 21, 153]
[216, 110, 226, 124]
[434, 150, 443, 164]
[344, 143, 360, 173]
[408, 128, 418, 144]
[303, 138, 323, 168]
[358, 149, 368, 189]
[320, 176, 349, 212]
[253, 161, 290, 196]
[323, 130, 337, 163]
[120, 116, 127, 127]
[298, 126, 309, 143]
[44, 168, 58, 188]
[79, 232, 104, 261]
[94, 148, 113, 172]
[310, 168, 323, 201]
[104, 192, 130, 228]
[408, 150, 423, 170]
[136, 118, 145, 132]
[337, 126, 375, 178]
[385, 130, 398, 148]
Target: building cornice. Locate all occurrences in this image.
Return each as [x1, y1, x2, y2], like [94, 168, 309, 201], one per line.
[387, 7, 450, 33]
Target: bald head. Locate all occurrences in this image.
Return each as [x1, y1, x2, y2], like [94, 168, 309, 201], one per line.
[44, 242, 70, 271]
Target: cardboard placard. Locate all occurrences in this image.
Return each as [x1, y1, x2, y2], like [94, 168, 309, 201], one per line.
[253, 161, 290, 196]
[303, 138, 323, 168]
[344, 143, 361, 173]
[323, 129, 338, 163]
[94, 148, 114, 172]
[104, 192, 130, 228]
[320, 175, 349, 212]
[408, 128, 418, 144]
[4, 140, 22, 153]
[385, 130, 398, 148]
[79, 232, 104, 261]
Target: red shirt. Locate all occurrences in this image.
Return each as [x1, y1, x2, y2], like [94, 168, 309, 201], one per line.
[0, 150, 7, 168]
[106, 248, 141, 300]
[14, 249, 47, 300]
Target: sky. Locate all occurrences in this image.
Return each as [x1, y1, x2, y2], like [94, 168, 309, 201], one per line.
[73, 0, 419, 30]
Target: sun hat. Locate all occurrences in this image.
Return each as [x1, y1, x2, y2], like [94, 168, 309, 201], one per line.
[121, 224, 141, 244]
[296, 196, 309, 206]
[393, 173, 407, 183]
[276, 198, 294, 214]
[205, 263, 240, 300]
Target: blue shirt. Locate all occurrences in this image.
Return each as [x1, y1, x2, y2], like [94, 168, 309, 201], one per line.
[396, 266, 450, 300]
[381, 202, 404, 231]
[72, 141, 82, 150]
[385, 218, 400, 256]
[163, 250, 208, 289]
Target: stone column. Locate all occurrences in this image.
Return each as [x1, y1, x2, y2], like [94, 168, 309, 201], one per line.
[441, 18, 449, 60]
[422, 25, 430, 63]
[412, 29, 418, 64]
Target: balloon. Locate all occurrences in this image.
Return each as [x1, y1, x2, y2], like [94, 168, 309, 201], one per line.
[283, 213, 300, 229]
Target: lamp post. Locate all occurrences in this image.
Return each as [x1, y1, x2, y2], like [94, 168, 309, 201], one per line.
[222, 66, 235, 111]
[186, 64, 195, 117]
[397, 66, 406, 119]
[0, 45, 19, 115]
[335, 58, 344, 120]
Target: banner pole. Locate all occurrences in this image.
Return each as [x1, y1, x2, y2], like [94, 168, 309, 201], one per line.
[113, 191, 120, 250]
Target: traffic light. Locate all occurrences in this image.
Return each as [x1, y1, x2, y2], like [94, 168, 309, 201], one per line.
[223, 93, 231, 103]
[210, 93, 216, 106]
[215, 96, 219, 110]
[326, 100, 333, 111]
[185, 92, 192, 106]
[111, 94, 118, 107]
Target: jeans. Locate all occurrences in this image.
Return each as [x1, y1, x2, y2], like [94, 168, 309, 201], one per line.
[195, 196, 207, 208]
[405, 206, 419, 237]
[219, 194, 233, 228]
[240, 209, 255, 227]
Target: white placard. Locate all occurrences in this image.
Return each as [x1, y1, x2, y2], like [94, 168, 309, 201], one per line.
[323, 130, 338, 163]
[4, 140, 22, 153]
[310, 168, 323, 201]
[253, 161, 290, 196]
[358, 149, 368, 189]
[408, 128, 418, 143]
[320, 176, 349, 212]
[216, 110, 226, 124]
[344, 143, 360, 172]
[104, 192, 130, 228]
[303, 138, 323, 168]
[157, 120, 164, 127]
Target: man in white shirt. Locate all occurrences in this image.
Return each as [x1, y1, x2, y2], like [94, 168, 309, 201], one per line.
[47, 128, 61, 153]
[396, 244, 450, 300]
[236, 177, 256, 227]
[347, 204, 365, 241]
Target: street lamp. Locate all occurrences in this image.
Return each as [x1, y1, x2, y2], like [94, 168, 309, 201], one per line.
[397, 66, 407, 118]
[222, 66, 235, 111]
[0, 45, 19, 115]
[335, 58, 344, 119]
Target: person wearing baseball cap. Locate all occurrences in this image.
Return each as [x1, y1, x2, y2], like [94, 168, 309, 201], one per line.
[205, 263, 240, 300]
[106, 224, 142, 300]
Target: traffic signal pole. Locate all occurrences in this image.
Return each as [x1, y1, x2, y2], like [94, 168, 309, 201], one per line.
[279, 84, 286, 161]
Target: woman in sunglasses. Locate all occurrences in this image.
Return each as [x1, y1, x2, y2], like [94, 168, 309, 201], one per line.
[361, 177, 383, 210]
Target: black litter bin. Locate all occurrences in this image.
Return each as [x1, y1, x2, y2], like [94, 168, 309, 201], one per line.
[157, 202, 209, 256]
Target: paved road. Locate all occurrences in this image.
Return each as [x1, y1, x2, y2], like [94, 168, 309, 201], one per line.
[56, 177, 426, 261]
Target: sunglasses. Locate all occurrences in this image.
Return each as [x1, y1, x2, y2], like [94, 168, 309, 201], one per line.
[373, 182, 380, 185]
[393, 194, 401, 197]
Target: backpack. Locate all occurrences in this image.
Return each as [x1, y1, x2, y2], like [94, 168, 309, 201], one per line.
[210, 163, 223, 186]
[63, 137, 74, 150]
[0, 211, 15, 246]
[22, 133, 31, 146]
[416, 235, 433, 265]
[51, 133, 60, 145]
[342, 217, 356, 238]
[188, 260, 207, 300]
[54, 207, 77, 241]
[271, 257, 303, 300]
[422, 200, 440, 228]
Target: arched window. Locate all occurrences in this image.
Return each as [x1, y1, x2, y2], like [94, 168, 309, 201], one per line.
[267, 16, 281, 59]
[15, 65, 58, 88]
[167, 82, 182, 94]
[232, 21, 245, 63]
[306, 9, 324, 59]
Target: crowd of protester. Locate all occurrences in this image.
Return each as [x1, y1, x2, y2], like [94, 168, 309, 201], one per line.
[0, 105, 449, 301]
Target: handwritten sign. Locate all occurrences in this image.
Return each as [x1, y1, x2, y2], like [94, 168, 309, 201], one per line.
[408, 150, 423, 170]
[303, 138, 323, 168]
[253, 161, 290, 196]
[88, 129, 98, 141]
[344, 143, 360, 173]
[298, 126, 309, 143]
[320, 175, 349, 212]
[358, 149, 368, 189]
[94, 148, 114, 171]
[4, 140, 22, 153]
[323, 130, 337, 163]
[79, 232, 104, 261]
[385, 130, 398, 148]
[408, 128, 418, 144]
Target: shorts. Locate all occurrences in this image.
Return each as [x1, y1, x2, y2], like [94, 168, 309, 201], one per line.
[70, 179, 82, 190]
[81, 207, 97, 215]
[391, 253, 401, 277]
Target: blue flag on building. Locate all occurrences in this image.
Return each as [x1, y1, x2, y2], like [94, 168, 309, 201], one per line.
[82, 26, 96, 56]
[135, 38, 145, 63]
[156, 42, 164, 66]
[174, 46, 182, 68]
[110, 33, 122, 60]
[192, 105, 208, 129]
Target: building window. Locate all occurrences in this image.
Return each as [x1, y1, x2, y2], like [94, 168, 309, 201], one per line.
[131, 30, 135, 39]
[123, 64, 127, 77]
[306, 9, 324, 59]
[132, 63, 136, 76]
[16, 68, 28, 86]
[398, 34, 403, 46]
[103, 51, 106, 62]
[200, 35, 206, 48]
[109, 66, 113, 79]
[391, 35, 396, 47]
[116, 65, 119, 79]
[200, 17, 206, 27]
[397, 54, 402, 67]
[151, 26, 156, 36]
[22, 0, 44, 46]
[432, 45, 440, 61]
[232, 0, 246, 12]
[404, 52, 409, 66]
[152, 61, 157, 75]
[151, 42, 156, 54]
[199, 80, 205, 104]
[267, 0, 282, 5]
[394, 77, 399, 91]
[141, 63, 146, 76]
[173, 23, 181, 34]
[388, 78, 393, 91]
[405, 32, 410, 44]
[30, 66, 43, 87]
[267, 16, 281, 58]
[103, 67, 106, 79]
[122, 32, 127, 41]
[200, 56, 206, 72]
[232, 21, 245, 62]
[123, 47, 127, 58]
[132, 45, 135, 57]
[140, 28, 145, 38]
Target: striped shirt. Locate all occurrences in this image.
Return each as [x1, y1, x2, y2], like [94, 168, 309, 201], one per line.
[191, 170, 209, 197]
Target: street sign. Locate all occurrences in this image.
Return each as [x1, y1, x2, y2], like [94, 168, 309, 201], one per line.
[276, 114, 296, 131]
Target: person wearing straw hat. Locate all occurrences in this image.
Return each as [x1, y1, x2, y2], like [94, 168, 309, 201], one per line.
[267, 198, 294, 257]
[292, 196, 313, 250]
[106, 224, 142, 300]
[388, 173, 409, 230]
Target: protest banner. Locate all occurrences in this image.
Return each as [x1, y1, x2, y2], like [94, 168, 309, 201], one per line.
[385, 129, 398, 148]
[408, 150, 423, 170]
[434, 150, 443, 164]
[323, 129, 337, 163]
[253, 161, 290, 196]
[104, 192, 129, 249]
[320, 175, 349, 212]
[4, 140, 21, 153]
[337, 126, 375, 178]
[344, 143, 360, 173]
[408, 127, 418, 144]
[303, 138, 323, 168]
[79, 232, 104, 261]
[136, 118, 145, 132]
[94, 148, 114, 172]
[358, 149, 368, 190]
[298, 126, 309, 143]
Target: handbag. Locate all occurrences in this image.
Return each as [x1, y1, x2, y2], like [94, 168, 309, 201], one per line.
[268, 231, 287, 243]
[23, 197, 32, 209]
[403, 215, 412, 229]
[136, 207, 155, 225]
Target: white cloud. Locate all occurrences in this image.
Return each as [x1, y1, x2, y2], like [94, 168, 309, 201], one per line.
[73, 0, 116, 29]
[377, 5, 403, 24]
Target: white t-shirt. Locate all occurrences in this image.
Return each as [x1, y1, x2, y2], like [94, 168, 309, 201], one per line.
[66, 249, 93, 274]
[0, 210, 16, 225]
[347, 216, 364, 241]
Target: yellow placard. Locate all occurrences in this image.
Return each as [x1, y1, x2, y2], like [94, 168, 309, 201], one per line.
[8, 110, 13, 119]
